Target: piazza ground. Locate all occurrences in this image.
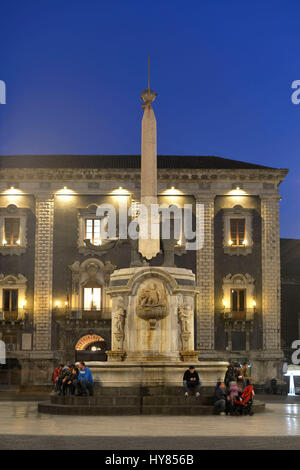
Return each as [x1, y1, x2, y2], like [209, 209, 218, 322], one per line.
[0, 395, 300, 450]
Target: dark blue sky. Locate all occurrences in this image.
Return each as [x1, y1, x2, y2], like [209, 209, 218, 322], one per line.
[0, 0, 299, 237]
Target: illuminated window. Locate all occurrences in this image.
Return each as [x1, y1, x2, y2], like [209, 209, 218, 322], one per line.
[83, 287, 101, 311]
[3, 289, 18, 313]
[230, 219, 245, 246]
[231, 289, 246, 312]
[85, 219, 102, 246]
[4, 218, 20, 246]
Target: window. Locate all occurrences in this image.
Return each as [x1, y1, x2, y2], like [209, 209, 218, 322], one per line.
[230, 219, 245, 247]
[231, 289, 246, 312]
[85, 219, 102, 246]
[223, 206, 253, 256]
[3, 289, 18, 313]
[4, 218, 20, 246]
[0, 205, 27, 254]
[83, 287, 101, 311]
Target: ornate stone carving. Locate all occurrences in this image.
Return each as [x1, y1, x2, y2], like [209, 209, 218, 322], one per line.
[112, 298, 126, 350]
[178, 298, 192, 350]
[103, 261, 116, 286]
[136, 280, 168, 329]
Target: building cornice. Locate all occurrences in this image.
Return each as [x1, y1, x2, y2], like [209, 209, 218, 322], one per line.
[0, 167, 289, 185]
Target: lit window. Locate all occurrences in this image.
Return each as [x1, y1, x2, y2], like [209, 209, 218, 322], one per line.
[85, 219, 103, 246]
[231, 289, 246, 312]
[4, 218, 20, 246]
[230, 219, 245, 247]
[83, 287, 101, 311]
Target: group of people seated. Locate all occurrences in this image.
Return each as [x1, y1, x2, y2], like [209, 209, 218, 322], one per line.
[183, 362, 255, 416]
[52, 362, 94, 396]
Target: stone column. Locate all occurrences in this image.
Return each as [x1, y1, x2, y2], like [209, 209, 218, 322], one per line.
[261, 195, 281, 351]
[33, 194, 54, 351]
[195, 194, 215, 354]
[138, 79, 160, 260]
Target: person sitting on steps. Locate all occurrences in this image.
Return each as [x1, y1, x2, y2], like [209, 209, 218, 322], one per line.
[183, 365, 201, 397]
[76, 361, 94, 396]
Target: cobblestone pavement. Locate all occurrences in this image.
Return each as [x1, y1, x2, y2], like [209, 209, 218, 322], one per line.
[0, 399, 299, 449]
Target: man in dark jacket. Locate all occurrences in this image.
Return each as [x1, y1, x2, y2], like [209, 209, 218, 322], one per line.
[214, 382, 227, 414]
[183, 366, 201, 397]
[224, 362, 238, 387]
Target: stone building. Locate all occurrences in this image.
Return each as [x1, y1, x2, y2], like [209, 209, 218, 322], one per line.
[0, 153, 288, 386]
[281, 238, 300, 361]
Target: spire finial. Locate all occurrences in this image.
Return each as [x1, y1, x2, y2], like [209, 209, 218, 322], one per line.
[141, 56, 157, 106]
[148, 55, 150, 90]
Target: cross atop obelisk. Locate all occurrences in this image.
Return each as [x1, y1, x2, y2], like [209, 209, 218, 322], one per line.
[138, 57, 160, 260]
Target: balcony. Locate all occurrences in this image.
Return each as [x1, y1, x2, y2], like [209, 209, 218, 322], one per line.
[52, 307, 111, 322]
[222, 308, 255, 331]
[1, 311, 19, 321]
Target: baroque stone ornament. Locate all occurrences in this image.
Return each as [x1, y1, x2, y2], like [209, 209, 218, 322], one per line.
[113, 307, 126, 350]
[178, 301, 192, 350]
[136, 280, 168, 329]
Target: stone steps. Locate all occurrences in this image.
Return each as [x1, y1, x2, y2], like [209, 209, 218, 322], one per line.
[39, 399, 265, 416]
[51, 394, 213, 406]
[38, 384, 265, 416]
[38, 401, 141, 415]
[38, 387, 266, 415]
[51, 395, 140, 406]
[142, 405, 214, 415]
[143, 396, 213, 406]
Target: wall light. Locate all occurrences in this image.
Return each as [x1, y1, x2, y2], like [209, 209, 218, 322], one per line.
[3, 187, 23, 195]
[162, 187, 182, 196]
[111, 187, 130, 195]
[228, 187, 247, 196]
[56, 187, 75, 196]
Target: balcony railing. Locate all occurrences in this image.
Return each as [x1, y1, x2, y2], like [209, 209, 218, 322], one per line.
[223, 308, 255, 322]
[1, 311, 19, 321]
[52, 307, 111, 321]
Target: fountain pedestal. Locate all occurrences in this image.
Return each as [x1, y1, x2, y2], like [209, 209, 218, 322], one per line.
[87, 266, 228, 387]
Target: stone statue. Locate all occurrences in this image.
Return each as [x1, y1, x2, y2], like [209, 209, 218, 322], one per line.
[178, 300, 192, 350]
[113, 303, 126, 350]
[115, 307, 126, 335]
[178, 305, 190, 333]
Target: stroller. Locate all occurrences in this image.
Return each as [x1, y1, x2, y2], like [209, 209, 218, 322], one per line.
[230, 385, 255, 416]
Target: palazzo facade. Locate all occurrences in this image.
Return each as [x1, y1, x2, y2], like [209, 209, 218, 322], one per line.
[0, 154, 288, 385]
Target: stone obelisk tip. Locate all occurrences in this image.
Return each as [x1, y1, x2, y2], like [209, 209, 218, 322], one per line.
[141, 56, 157, 107]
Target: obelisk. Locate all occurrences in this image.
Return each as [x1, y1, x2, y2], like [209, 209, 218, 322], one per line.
[138, 57, 160, 260]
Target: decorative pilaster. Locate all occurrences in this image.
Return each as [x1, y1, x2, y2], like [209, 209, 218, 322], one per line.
[261, 195, 281, 351]
[33, 195, 54, 351]
[195, 195, 215, 352]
